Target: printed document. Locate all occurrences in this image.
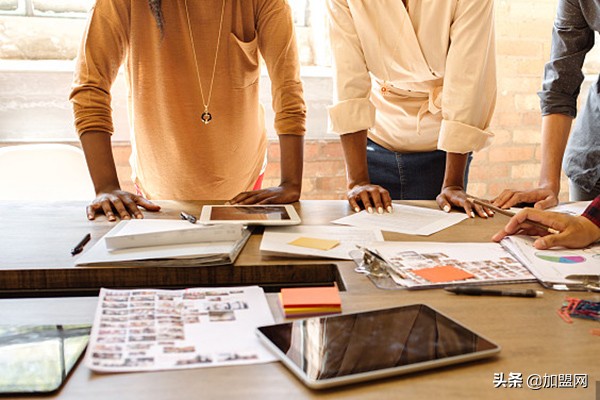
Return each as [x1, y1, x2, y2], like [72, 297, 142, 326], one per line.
[501, 235, 600, 288]
[332, 204, 468, 235]
[86, 286, 276, 372]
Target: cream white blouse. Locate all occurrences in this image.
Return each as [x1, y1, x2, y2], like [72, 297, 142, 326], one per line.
[327, 0, 496, 154]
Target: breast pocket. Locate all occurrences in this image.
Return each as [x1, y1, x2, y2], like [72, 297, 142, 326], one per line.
[228, 32, 260, 89]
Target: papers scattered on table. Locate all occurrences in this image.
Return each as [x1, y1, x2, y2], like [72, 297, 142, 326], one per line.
[500, 235, 600, 290]
[332, 204, 468, 236]
[278, 285, 342, 318]
[260, 225, 384, 260]
[86, 286, 276, 373]
[75, 220, 251, 267]
[370, 242, 536, 289]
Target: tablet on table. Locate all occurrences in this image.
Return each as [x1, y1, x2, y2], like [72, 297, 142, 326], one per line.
[256, 304, 500, 389]
[199, 204, 301, 226]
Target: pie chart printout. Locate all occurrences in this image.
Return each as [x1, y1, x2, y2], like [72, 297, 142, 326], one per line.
[535, 253, 586, 264]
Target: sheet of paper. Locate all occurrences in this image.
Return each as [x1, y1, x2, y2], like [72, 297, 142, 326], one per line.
[331, 204, 468, 236]
[260, 225, 384, 260]
[288, 237, 340, 251]
[501, 235, 600, 286]
[85, 286, 276, 373]
[546, 201, 591, 216]
[370, 241, 535, 288]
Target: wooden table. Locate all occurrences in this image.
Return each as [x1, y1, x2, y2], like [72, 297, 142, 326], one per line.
[0, 200, 598, 399]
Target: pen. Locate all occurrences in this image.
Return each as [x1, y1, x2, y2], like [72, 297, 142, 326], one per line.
[71, 233, 91, 256]
[180, 211, 197, 224]
[445, 286, 543, 298]
[466, 196, 560, 235]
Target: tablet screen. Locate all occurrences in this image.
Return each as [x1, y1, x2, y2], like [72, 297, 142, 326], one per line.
[257, 304, 499, 386]
[211, 206, 291, 221]
[200, 205, 301, 226]
[0, 325, 90, 394]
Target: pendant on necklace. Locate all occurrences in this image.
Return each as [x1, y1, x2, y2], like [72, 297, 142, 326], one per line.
[201, 111, 212, 125]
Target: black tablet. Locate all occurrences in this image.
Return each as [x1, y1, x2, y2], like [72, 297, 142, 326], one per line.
[256, 304, 500, 389]
[0, 325, 90, 394]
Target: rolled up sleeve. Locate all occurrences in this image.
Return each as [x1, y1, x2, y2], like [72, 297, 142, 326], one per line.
[538, 0, 594, 118]
[326, 0, 374, 135]
[257, 0, 306, 136]
[438, 0, 496, 154]
[69, 4, 128, 137]
[438, 120, 494, 153]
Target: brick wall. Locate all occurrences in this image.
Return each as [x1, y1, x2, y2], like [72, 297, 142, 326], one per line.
[471, 0, 572, 201]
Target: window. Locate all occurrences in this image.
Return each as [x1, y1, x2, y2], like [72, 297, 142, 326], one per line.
[0, 0, 92, 17]
[0, 0, 331, 142]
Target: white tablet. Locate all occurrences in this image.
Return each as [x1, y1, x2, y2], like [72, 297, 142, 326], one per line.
[256, 304, 501, 389]
[199, 205, 301, 226]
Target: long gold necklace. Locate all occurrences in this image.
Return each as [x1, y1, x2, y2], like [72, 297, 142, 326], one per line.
[183, 0, 226, 125]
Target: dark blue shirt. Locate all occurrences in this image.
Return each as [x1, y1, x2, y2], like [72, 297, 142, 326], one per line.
[538, 0, 600, 192]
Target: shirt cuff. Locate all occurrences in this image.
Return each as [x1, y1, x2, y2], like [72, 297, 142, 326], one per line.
[327, 98, 375, 134]
[437, 120, 494, 153]
[538, 90, 577, 118]
[582, 196, 600, 229]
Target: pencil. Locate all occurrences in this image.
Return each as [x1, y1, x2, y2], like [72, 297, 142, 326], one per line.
[466, 196, 560, 235]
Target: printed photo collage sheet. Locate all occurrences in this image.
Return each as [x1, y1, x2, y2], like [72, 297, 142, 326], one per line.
[85, 286, 276, 372]
[372, 242, 537, 288]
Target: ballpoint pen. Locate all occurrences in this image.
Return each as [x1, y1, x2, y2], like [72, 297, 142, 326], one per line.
[180, 211, 197, 224]
[71, 233, 91, 256]
[445, 286, 543, 298]
[466, 195, 560, 235]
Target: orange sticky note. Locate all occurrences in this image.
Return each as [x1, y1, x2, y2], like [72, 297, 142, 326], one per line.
[412, 265, 475, 283]
[288, 237, 340, 251]
[280, 285, 341, 308]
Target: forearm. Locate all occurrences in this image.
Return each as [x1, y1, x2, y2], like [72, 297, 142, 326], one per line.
[442, 152, 469, 189]
[80, 131, 121, 194]
[539, 113, 573, 193]
[340, 130, 369, 188]
[278, 135, 304, 189]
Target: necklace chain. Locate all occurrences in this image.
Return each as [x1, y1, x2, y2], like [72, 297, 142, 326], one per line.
[183, 0, 226, 124]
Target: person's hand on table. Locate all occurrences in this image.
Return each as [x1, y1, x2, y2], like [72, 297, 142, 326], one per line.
[492, 187, 559, 210]
[492, 208, 600, 249]
[346, 183, 393, 214]
[86, 189, 160, 221]
[436, 186, 493, 218]
[228, 183, 301, 205]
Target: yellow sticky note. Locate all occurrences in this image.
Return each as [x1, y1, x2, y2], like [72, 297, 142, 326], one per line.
[288, 237, 340, 251]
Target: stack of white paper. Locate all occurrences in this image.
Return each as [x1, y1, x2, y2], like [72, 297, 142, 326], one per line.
[104, 220, 243, 250]
[76, 220, 251, 267]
